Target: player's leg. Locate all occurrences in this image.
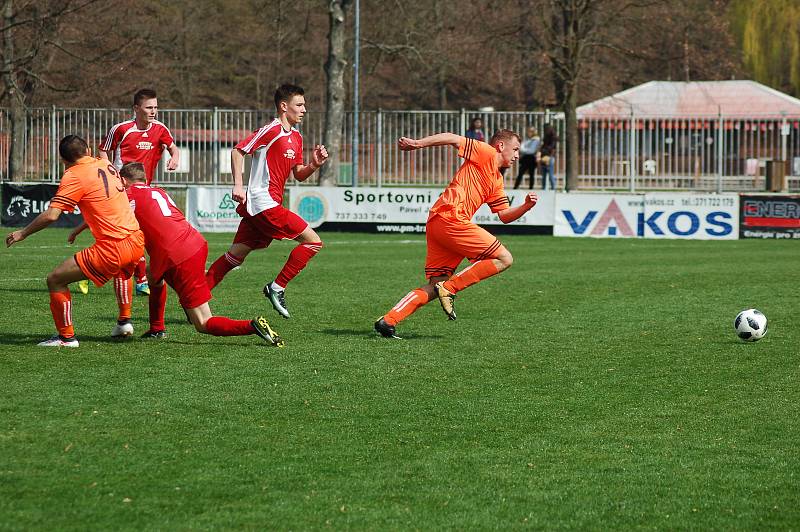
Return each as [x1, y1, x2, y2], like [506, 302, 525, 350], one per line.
[182, 303, 283, 346]
[112, 275, 135, 338]
[433, 225, 512, 319]
[264, 211, 323, 319]
[375, 218, 460, 337]
[141, 277, 168, 339]
[134, 257, 149, 295]
[205, 215, 262, 290]
[39, 256, 86, 347]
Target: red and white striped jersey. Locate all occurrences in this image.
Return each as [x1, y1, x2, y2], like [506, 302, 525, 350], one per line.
[235, 118, 304, 216]
[100, 119, 175, 184]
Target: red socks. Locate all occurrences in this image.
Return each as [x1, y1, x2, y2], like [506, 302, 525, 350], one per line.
[49, 290, 74, 338]
[114, 276, 133, 322]
[274, 242, 322, 288]
[384, 288, 430, 326]
[205, 316, 255, 336]
[442, 260, 499, 294]
[206, 252, 243, 290]
[134, 257, 147, 284]
[148, 282, 168, 332]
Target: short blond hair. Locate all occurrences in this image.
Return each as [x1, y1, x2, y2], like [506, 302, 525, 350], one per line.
[489, 129, 521, 146]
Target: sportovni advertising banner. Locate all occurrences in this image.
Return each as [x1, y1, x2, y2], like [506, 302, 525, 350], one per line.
[554, 192, 739, 240]
[739, 194, 800, 239]
[1, 183, 84, 228]
[290, 186, 556, 234]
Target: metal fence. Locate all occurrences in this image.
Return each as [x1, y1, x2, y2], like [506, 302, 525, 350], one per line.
[2, 107, 799, 192]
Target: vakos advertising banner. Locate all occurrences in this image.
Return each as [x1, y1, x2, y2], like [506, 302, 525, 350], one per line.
[1, 183, 84, 228]
[739, 194, 800, 239]
[290, 186, 556, 234]
[554, 192, 739, 240]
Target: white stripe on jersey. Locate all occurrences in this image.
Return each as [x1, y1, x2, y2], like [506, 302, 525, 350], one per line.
[100, 119, 134, 151]
[242, 119, 281, 153]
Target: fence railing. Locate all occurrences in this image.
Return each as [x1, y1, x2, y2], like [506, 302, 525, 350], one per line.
[2, 108, 799, 192]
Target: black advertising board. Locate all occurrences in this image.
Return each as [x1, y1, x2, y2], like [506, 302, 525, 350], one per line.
[1, 183, 84, 228]
[739, 194, 800, 239]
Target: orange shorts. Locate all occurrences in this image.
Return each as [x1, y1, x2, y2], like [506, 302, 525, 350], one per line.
[424, 214, 503, 280]
[75, 230, 145, 287]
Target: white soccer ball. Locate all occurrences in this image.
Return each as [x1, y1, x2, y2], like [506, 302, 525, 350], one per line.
[734, 309, 768, 342]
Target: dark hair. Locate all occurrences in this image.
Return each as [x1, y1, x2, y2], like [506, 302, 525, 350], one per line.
[469, 117, 483, 129]
[133, 88, 157, 107]
[542, 124, 558, 143]
[489, 129, 521, 146]
[274, 83, 304, 111]
[58, 135, 89, 163]
[119, 162, 146, 182]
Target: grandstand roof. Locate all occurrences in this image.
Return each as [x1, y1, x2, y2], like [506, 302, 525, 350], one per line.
[577, 80, 800, 119]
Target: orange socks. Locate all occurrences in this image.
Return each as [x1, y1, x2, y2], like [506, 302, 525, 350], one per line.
[384, 288, 430, 326]
[114, 276, 133, 322]
[442, 259, 499, 294]
[49, 290, 74, 338]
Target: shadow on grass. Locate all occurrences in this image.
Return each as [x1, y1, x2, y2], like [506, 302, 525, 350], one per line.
[0, 332, 281, 349]
[321, 328, 444, 340]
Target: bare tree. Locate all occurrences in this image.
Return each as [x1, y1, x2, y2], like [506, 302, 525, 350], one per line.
[1, 0, 104, 180]
[319, 0, 353, 186]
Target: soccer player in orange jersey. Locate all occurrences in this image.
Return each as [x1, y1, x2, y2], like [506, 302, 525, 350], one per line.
[5, 135, 145, 347]
[375, 130, 538, 339]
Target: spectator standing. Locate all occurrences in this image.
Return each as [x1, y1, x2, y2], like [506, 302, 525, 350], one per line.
[465, 117, 485, 142]
[513, 127, 540, 189]
[539, 124, 559, 190]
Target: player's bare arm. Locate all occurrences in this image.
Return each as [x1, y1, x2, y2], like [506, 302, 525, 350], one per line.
[231, 148, 247, 203]
[292, 144, 329, 182]
[67, 221, 89, 244]
[497, 192, 538, 224]
[166, 143, 180, 171]
[98, 149, 111, 161]
[5, 206, 63, 247]
[398, 133, 461, 151]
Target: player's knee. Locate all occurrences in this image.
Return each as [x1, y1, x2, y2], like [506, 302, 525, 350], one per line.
[496, 252, 513, 271]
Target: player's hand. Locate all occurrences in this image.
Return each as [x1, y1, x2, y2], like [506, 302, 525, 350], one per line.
[398, 137, 421, 151]
[232, 184, 246, 204]
[67, 229, 81, 244]
[167, 158, 179, 171]
[312, 144, 329, 168]
[524, 192, 538, 208]
[5, 230, 24, 248]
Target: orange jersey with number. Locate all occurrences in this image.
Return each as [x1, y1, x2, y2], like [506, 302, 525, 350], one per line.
[50, 156, 140, 241]
[428, 137, 510, 224]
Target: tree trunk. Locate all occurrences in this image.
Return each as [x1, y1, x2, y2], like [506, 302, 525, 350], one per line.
[563, 84, 579, 191]
[319, 0, 351, 187]
[3, 0, 26, 181]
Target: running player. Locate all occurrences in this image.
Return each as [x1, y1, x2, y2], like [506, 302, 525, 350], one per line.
[205, 83, 329, 319]
[99, 88, 180, 295]
[5, 135, 145, 347]
[119, 163, 284, 346]
[374, 130, 538, 339]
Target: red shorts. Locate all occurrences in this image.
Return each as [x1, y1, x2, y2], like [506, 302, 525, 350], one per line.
[233, 204, 308, 249]
[75, 230, 145, 287]
[424, 214, 503, 280]
[161, 241, 212, 309]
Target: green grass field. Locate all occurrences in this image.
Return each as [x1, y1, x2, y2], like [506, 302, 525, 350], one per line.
[1, 229, 798, 530]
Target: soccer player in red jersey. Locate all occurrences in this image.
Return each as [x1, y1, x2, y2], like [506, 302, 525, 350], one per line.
[375, 130, 539, 339]
[205, 83, 329, 319]
[99, 88, 180, 296]
[5, 135, 145, 347]
[119, 163, 284, 346]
